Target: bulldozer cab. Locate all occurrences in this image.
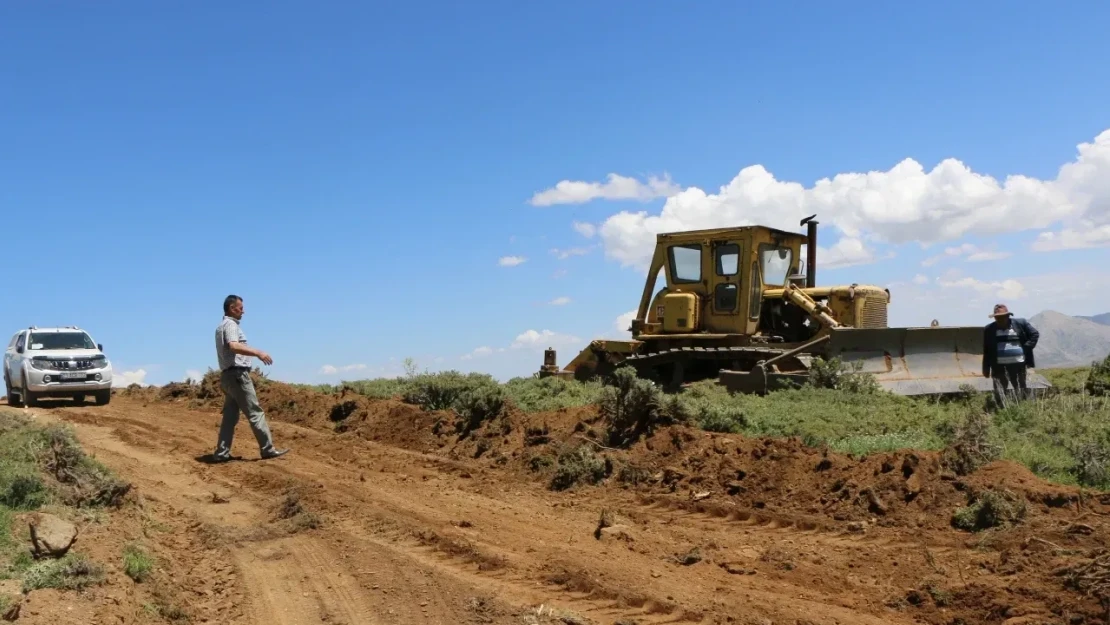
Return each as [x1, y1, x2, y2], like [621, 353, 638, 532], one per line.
[632, 225, 808, 338]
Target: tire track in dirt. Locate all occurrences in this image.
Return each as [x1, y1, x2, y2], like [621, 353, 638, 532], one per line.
[235, 538, 381, 625]
[41, 398, 939, 625]
[88, 405, 905, 623]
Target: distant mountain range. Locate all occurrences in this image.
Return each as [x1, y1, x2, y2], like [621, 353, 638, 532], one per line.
[1078, 312, 1110, 327]
[1028, 310, 1110, 369]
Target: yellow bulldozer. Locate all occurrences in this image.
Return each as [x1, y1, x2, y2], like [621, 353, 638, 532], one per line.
[538, 215, 1051, 396]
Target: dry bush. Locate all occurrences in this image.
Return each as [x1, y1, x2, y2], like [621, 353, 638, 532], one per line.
[940, 411, 1001, 476]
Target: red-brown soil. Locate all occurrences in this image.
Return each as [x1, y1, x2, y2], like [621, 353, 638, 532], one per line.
[4, 376, 1108, 625]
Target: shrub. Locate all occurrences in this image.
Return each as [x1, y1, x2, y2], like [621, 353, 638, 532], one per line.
[338, 378, 408, 400]
[0, 473, 47, 510]
[598, 366, 664, 446]
[22, 553, 105, 592]
[1086, 354, 1110, 397]
[454, 384, 506, 436]
[807, 357, 880, 394]
[951, 489, 1027, 532]
[939, 411, 1001, 476]
[502, 376, 605, 413]
[550, 445, 611, 491]
[1071, 436, 1110, 488]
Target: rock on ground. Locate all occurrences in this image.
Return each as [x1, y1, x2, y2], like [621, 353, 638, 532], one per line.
[28, 513, 78, 558]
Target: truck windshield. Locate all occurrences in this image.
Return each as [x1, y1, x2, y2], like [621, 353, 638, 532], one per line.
[760, 246, 793, 287]
[28, 332, 96, 350]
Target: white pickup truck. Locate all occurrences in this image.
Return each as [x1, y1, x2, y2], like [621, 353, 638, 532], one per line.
[3, 326, 114, 406]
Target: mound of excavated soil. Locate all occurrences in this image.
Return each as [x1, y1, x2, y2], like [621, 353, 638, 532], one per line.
[131, 375, 1110, 532]
[113, 376, 1110, 623]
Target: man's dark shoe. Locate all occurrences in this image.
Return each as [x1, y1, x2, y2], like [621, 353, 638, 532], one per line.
[210, 454, 232, 464]
[261, 448, 289, 460]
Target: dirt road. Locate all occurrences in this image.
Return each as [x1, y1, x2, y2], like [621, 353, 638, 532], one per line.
[13, 386, 1110, 625]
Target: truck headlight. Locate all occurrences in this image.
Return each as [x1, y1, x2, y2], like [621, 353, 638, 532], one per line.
[29, 360, 55, 371]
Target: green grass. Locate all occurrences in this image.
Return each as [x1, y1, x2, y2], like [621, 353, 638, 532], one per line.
[123, 543, 154, 582]
[1041, 366, 1091, 393]
[0, 408, 127, 592]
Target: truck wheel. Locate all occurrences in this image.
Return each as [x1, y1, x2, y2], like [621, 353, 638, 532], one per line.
[94, 390, 111, 406]
[4, 372, 21, 408]
[21, 374, 36, 407]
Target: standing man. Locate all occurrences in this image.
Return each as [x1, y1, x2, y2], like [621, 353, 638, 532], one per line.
[212, 294, 289, 462]
[982, 303, 1039, 409]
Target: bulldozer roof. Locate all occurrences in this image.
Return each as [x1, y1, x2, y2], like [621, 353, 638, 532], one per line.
[656, 224, 808, 243]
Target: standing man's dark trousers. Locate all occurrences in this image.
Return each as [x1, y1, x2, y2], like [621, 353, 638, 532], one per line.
[991, 363, 1029, 409]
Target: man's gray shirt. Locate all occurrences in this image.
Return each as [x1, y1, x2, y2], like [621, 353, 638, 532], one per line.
[216, 316, 252, 371]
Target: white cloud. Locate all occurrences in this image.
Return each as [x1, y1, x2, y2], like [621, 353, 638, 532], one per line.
[936, 272, 1026, 300]
[549, 296, 571, 306]
[1032, 225, 1110, 251]
[498, 255, 527, 267]
[922, 243, 1012, 266]
[184, 369, 204, 383]
[319, 363, 368, 375]
[511, 329, 580, 350]
[461, 346, 493, 361]
[913, 274, 929, 285]
[887, 268, 1110, 328]
[573, 221, 597, 238]
[572, 129, 1110, 269]
[529, 173, 681, 206]
[552, 269, 568, 279]
[615, 310, 637, 335]
[551, 247, 591, 260]
[818, 236, 875, 269]
[112, 369, 148, 387]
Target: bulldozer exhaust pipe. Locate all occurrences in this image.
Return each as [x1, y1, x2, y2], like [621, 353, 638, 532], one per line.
[801, 214, 818, 288]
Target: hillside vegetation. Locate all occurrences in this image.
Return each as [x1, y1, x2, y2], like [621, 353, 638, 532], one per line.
[250, 354, 1110, 493]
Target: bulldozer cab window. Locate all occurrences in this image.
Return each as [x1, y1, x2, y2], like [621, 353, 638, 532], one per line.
[668, 244, 701, 284]
[714, 283, 738, 312]
[714, 243, 739, 276]
[759, 244, 793, 287]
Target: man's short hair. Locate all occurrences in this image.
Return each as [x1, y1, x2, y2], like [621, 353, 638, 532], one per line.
[223, 294, 242, 314]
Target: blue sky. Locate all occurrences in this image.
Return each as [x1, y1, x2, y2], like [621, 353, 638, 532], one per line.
[3, 1, 1110, 386]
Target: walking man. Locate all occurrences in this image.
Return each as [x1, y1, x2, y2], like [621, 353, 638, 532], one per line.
[982, 303, 1039, 409]
[212, 294, 289, 462]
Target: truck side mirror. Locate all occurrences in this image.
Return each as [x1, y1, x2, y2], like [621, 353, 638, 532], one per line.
[15, 346, 23, 354]
[98, 344, 104, 351]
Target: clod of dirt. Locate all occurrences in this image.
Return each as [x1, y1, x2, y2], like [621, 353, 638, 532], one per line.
[902, 454, 920, 478]
[862, 488, 888, 515]
[28, 512, 78, 558]
[672, 547, 702, 566]
[597, 525, 635, 543]
[328, 400, 360, 422]
[2, 599, 20, 622]
[719, 562, 756, 575]
[272, 489, 321, 533]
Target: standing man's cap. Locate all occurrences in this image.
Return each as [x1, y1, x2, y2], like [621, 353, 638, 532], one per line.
[990, 303, 1012, 318]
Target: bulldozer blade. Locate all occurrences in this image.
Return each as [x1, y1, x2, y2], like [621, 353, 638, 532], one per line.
[825, 326, 1052, 396]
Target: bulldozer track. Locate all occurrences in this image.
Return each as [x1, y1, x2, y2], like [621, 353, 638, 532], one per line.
[623, 345, 801, 366]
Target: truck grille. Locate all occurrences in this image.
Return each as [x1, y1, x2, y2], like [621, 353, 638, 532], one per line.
[859, 298, 888, 328]
[37, 359, 101, 371]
